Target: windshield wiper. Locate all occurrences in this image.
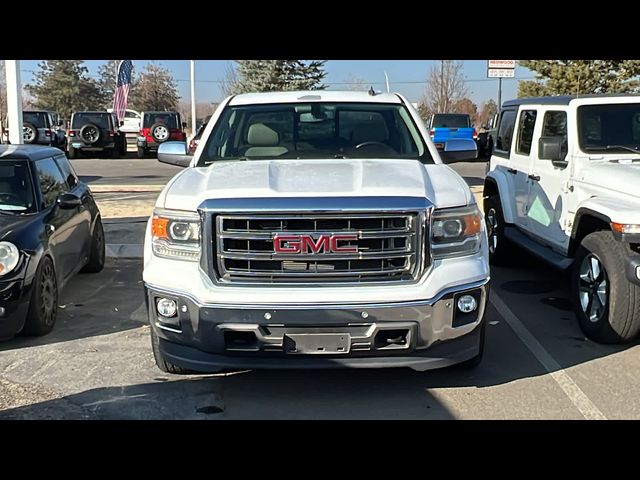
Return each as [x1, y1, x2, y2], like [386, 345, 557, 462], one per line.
[584, 145, 640, 154]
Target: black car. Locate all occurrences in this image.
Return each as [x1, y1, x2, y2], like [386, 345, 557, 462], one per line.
[68, 111, 126, 159]
[0, 145, 104, 339]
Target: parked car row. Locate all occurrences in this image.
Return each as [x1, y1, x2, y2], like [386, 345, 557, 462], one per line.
[2, 109, 186, 159]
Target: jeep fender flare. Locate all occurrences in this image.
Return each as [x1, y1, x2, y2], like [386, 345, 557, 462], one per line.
[575, 197, 640, 227]
[484, 171, 516, 224]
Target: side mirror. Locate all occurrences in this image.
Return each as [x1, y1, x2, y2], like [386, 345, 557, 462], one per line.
[439, 138, 478, 164]
[157, 141, 192, 167]
[538, 136, 568, 168]
[57, 192, 82, 209]
[182, 122, 188, 129]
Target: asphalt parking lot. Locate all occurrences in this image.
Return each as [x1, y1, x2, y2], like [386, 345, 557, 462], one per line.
[1, 159, 638, 419]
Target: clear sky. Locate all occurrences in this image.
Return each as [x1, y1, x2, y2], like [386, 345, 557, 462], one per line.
[18, 60, 534, 106]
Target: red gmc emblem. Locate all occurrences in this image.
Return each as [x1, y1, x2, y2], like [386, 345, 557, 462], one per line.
[273, 234, 358, 254]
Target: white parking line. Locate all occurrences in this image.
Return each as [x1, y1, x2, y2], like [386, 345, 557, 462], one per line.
[490, 291, 607, 420]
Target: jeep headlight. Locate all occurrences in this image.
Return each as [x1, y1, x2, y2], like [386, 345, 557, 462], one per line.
[151, 209, 201, 261]
[0, 242, 20, 276]
[431, 205, 482, 258]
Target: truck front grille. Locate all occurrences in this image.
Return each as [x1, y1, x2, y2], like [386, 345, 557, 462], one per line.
[213, 213, 427, 284]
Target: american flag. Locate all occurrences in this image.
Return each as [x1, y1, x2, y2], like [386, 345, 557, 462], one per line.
[113, 60, 133, 121]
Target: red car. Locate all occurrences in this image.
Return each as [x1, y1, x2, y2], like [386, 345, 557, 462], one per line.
[137, 111, 186, 158]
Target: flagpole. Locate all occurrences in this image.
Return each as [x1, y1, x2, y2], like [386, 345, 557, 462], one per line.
[190, 60, 196, 140]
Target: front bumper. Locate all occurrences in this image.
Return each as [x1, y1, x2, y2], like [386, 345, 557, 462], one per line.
[0, 279, 29, 338]
[145, 279, 489, 372]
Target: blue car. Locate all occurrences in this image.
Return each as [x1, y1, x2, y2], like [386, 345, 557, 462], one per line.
[428, 113, 477, 150]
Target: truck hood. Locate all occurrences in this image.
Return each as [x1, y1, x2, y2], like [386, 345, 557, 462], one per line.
[158, 159, 472, 211]
[581, 161, 640, 199]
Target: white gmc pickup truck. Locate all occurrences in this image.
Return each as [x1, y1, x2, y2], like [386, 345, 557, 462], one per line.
[143, 91, 489, 374]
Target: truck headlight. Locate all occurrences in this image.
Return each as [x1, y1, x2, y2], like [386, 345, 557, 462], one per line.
[431, 205, 482, 259]
[151, 209, 201, 261]
[0, 242, 19, 276]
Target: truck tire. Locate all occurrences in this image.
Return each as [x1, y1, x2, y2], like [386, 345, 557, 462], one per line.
[484, 195, 515, 266]
[572, 231, 640, 344]
[150, 329, 194, 374]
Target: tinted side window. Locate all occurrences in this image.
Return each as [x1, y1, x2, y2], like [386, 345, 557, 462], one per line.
[542, 111, 568, 161]
[35, 158, 67, 208]
[54, 154, 79, 189]
[516, 110, 537, 155]
[495, 109, 517, 154]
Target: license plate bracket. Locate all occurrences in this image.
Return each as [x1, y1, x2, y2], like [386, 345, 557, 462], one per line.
[284, 333, 351, 354]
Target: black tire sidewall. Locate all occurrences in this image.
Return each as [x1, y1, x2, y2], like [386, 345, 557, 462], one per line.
[22, 256, 57, 336]
[80, 123, 101, 145]
[484, 195, 511, 265]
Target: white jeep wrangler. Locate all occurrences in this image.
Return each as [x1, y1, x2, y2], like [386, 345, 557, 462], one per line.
[143, 90, 489, 374]
[484, 95, 640, 343]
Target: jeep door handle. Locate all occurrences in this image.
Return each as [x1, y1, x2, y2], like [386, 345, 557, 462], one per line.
[507, 168, 517, 174]
[528, 174, 541, 182]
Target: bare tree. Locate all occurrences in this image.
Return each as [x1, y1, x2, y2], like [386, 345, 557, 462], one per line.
[342, 74, 368, 91]
[220, 62, 239, 98]
[423, 60, 468, 113]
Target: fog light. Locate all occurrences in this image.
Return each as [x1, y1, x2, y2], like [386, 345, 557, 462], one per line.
[157, 298, 177, 318]
[457, 295, 478, 313]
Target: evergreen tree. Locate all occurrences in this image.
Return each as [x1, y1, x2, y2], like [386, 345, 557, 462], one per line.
[135, 63, 179, 111]
[230, 60, 326, 94]
[518, 60, 640, 97]
[25, 60, 102, 122]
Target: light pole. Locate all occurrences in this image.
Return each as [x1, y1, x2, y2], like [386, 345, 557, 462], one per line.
[5, 60, 23, 145]
[384, 71, 390, 93]
[190, 60, 196, 139]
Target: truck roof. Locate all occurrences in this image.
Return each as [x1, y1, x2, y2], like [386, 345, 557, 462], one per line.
[228, 90, 403, 106]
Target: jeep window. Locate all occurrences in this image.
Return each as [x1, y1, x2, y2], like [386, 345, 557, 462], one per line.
[516, 110, 537, 155]
[23, 112, 48, 128]
[199, 102, 431, 165]
[72, 113, 110, 130]
[0, 161, 36, 213]
[35, 158, 67, 209]
[578, 103, 640, 153]
[542, 111, 568, 160]
[143, 113, 178, 129]
[495, 109, 517, 155]
[431, 114, 470, 128]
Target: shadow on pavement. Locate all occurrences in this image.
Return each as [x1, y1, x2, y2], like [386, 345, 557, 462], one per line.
[0, 259, 145, 351]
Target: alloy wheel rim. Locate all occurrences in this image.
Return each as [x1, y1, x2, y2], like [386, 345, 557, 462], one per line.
[23, 127, 34, 141]
[155, 126, 168, 139]
[578, 253, 608, 323]
[40, 262, 57, 326]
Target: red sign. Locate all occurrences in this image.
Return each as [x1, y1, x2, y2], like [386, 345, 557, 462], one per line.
[274, 234, 359, 254]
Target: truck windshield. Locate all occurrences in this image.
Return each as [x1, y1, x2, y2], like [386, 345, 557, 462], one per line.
[578, 103, 640, 153]
[198, 102, 431, 164]
[432, 114, 470, 128]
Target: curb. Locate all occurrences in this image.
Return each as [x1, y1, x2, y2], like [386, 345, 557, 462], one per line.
[90, 185, 165, 193]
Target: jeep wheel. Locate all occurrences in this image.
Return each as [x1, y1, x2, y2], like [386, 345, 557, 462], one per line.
[150, 123, 170, 143]
[68, 146, 78, 159]
[572, 231, 640, 344]
[484, 195, 515, 266]
[137, 146, 145, 159]
[150, 329, 193, 374]
[23, 122, 38, 144]
[102, 148, 113, 159]
[79, 123, 101, 145]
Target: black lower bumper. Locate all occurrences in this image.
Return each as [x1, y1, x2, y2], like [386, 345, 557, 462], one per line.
[0, 279, 29, 338]
[145, 281, 489, 372]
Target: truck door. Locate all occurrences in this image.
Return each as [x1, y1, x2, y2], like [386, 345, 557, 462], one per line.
[526, 109, 572, 252]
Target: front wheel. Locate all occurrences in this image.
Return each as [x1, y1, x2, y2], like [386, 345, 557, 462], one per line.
[484, 195, 515, 266]
[572, 231, 640, 343]
[137, 147, 145, 159]
[68, 146, 78, 159]
[21, 256, 58, 336]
